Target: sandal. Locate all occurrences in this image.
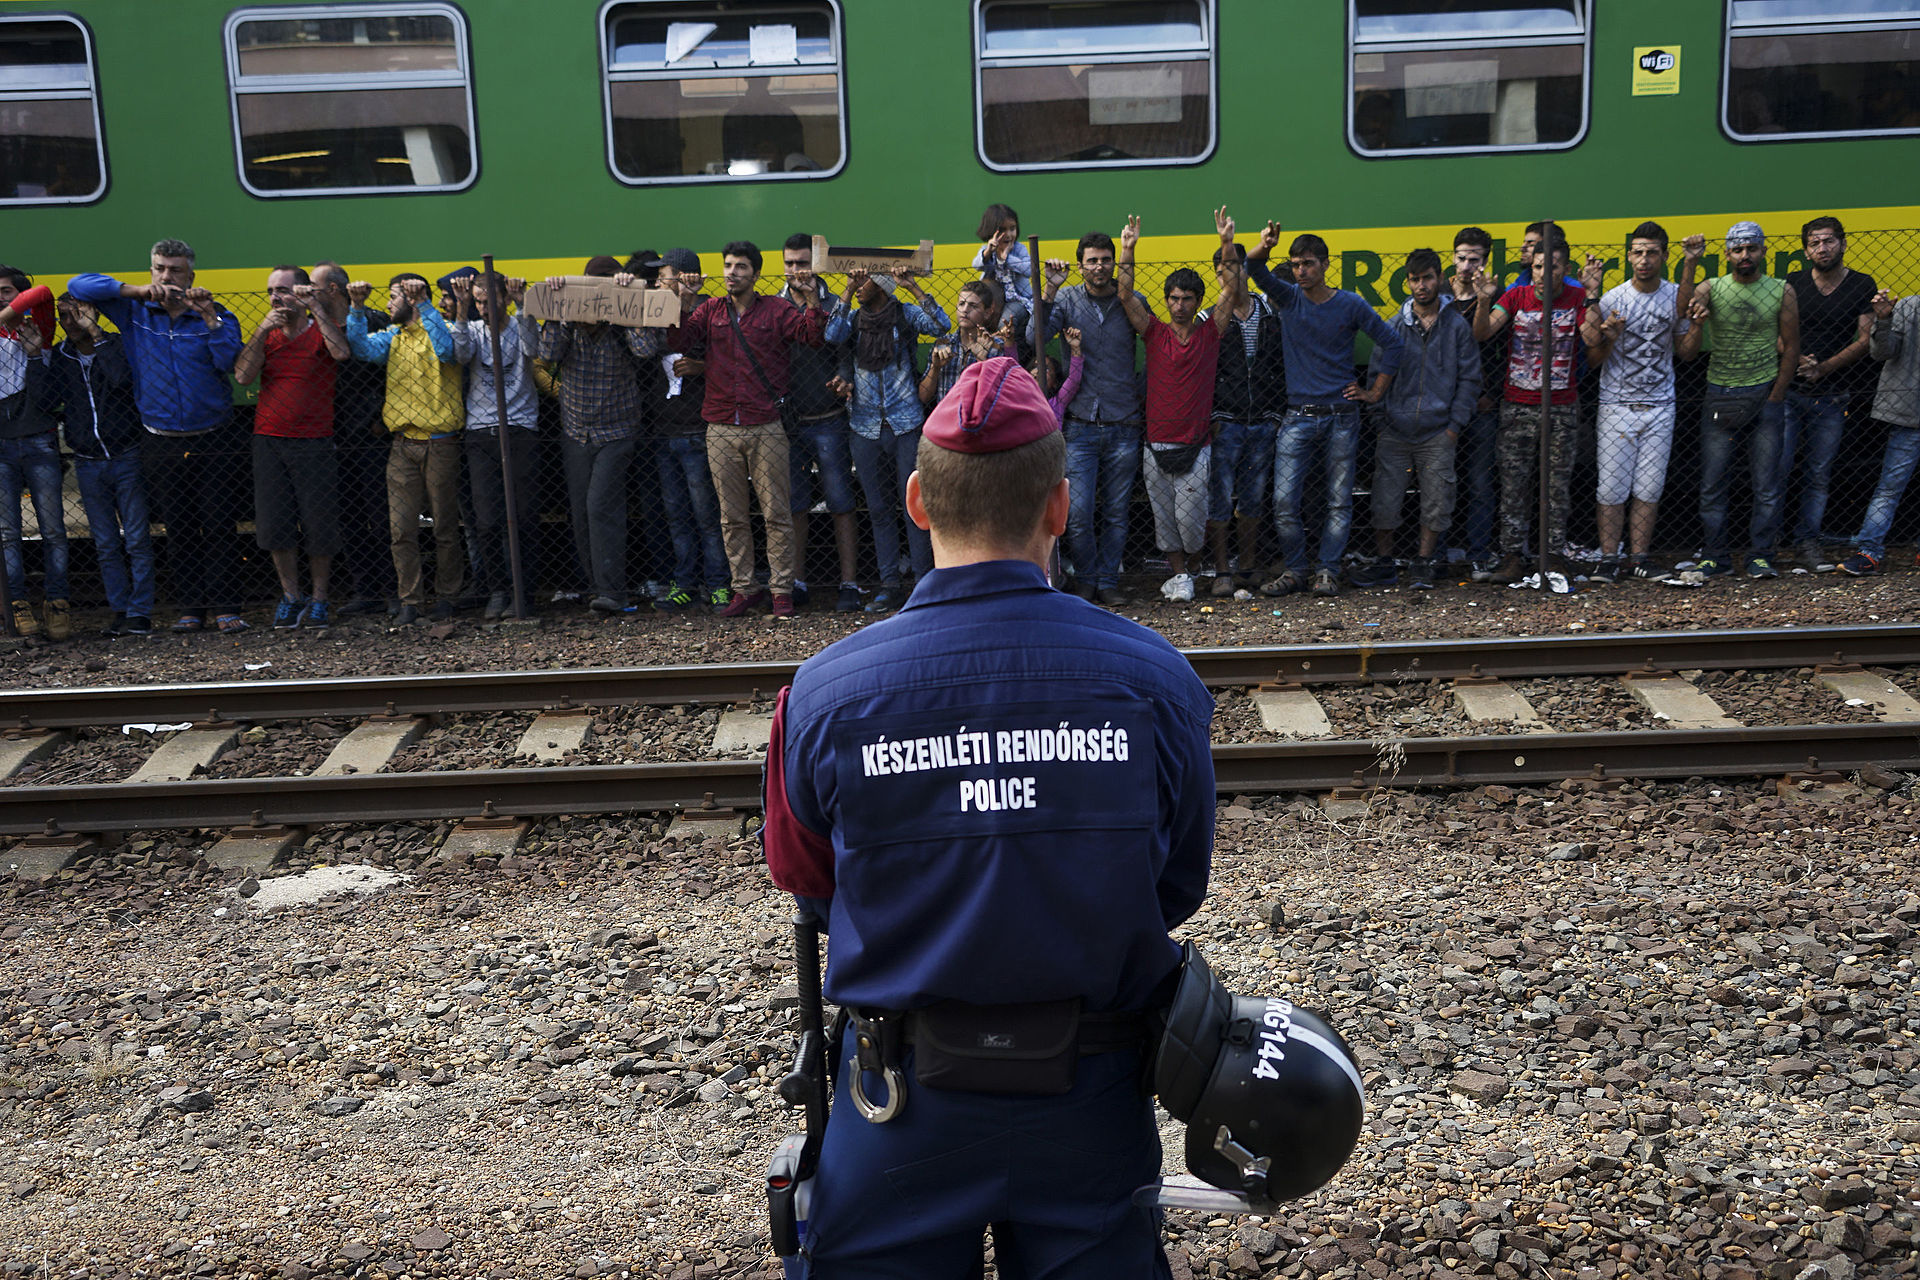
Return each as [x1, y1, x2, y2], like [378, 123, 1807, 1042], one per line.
[215, 613, 250, 633]
[170, 614, 204, 633]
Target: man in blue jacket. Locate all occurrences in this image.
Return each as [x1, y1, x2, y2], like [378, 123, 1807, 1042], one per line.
[70, 239, 247, 633]
[1350, 249, 1480, 591]
[763, 357, 1213, 1274]
[1246, 221, 1403, 598]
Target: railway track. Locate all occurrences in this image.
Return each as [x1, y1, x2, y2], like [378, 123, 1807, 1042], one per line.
[5, 624, 1920, 876]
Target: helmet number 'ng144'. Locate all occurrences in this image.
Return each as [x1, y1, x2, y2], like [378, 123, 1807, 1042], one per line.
[1252, 997, 1294, 1080]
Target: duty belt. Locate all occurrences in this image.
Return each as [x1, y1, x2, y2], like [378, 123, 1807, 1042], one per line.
[846, 1002, 1153, 1124]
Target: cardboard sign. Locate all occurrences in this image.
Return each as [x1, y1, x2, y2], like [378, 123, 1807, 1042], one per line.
[520, 277, 675, 327]
[810, 237, 934, 277]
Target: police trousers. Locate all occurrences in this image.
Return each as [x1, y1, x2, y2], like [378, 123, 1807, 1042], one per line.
[803, 1038, 1171, 1279]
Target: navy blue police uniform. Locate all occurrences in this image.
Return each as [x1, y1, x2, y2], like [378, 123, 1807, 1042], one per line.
[763, 357, 1216, 1278]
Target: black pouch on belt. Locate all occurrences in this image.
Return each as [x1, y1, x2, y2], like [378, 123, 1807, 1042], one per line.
[909, 998, 1082, 1096]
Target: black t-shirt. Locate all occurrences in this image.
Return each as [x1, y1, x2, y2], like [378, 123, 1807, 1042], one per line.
[1789, 268, 1877, 395]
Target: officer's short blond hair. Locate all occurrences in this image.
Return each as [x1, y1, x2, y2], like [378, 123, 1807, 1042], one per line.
[915, 431, 1065, 549]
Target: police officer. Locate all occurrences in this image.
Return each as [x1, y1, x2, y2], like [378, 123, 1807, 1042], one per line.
[763, 355, 1216, 1275]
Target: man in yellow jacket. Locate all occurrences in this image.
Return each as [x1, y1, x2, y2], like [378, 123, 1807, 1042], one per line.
[347, 272, 466, 624]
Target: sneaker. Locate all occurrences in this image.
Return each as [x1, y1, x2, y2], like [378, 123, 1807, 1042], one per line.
[707, 587, 732, 611]
[865, 586, 900, 614]
[430, 600, 455, 622]
[1589, 555, 1623, 584]
[1209, 574, 1235, 599]
[1468, 557, 1500, 583]
[1840, 550, 1880, 577]
[300, 599, 332, 629]
[1096, 586, 1129, 607]
[392, 604, 421, 626]
[656, 584, 694, 612]
[1160, 573, 1195, 603]
[13, 600, 44, 637]
[337, 598, 381, 616]
[1745, 555, 1778, 579]
[1696, 558, 1732, 578]
[791, 581, 810, 609]
[1347, 556, 1398, 588]
[551, 589, 582, 605]
[770, 593, 796, 618]
[589, 595, 627, 613]
[1311, 568, 1340, 597]
[101, 612, 127, 638]
[123, 615, 151, 636]
[1259, 570, 1302, 598]
[1628, 556, 1668, 580]
[272, 595, 305, 630]
[1408, 557, 1438, 590]
[1489, 555, 1528, 585]
[835, 582, 863, 612]
[1068, 580, 1097, 602]
[484, 590, 510, 620]
[43, 599, 70, 641]
[1797, 541, 1836, 573]
[718, 589, 766, 618]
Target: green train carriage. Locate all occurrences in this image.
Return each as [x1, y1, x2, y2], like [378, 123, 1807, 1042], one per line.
[3, 0, 1919, 293]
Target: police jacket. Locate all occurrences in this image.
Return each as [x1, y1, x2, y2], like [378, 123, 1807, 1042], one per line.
[1203, 295, 1286, 423]
[1373, 299, 1481, 440]
[66, 275, 242, 435]
[763, 559, 1216, 1014]
[46, 336, 144, 460]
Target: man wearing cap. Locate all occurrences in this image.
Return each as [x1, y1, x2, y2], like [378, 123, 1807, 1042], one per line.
[1676, 221, 1801, 582]
[762, 356, 1214, 1273]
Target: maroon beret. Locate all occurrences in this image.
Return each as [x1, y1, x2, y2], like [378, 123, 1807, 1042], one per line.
[922, 357, 1058, 454]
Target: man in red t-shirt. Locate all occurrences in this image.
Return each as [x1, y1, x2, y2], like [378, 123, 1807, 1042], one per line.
[233, 266, 351, 628]
[1471, 235, 1596, 581]
[1116, 209, 1242, 602]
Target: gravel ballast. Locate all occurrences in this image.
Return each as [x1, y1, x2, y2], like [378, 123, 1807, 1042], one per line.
[3, 775, 1916, 1278]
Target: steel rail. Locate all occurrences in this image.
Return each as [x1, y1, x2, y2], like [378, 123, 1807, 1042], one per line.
[3, 722, 1915, 839]
[4, 624, 1920, 731]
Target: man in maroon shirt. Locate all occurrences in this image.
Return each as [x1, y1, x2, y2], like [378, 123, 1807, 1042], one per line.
[1116, 209, 1241, 601]
[233, 265, 351, 628]
[669, 240, 829, 618]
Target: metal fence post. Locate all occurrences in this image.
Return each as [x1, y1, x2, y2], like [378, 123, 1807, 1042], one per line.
[483, 254, 529, 620]
[1536, 219, 1556, 587]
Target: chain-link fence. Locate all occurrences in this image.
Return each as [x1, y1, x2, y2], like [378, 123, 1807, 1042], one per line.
[2, 227, 1916, 634]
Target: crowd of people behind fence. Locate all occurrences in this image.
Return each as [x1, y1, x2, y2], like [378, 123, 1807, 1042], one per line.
[0, 202, 1916, 642]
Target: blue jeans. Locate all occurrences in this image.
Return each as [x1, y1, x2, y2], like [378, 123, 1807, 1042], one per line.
[1458, 404, 1499, 559]
[1853, 423, 1920, 559]
[1206, 419, 1276, 523]
[1063, 420, 1141, 589]
[849, 423, 931, 584]
[788, 415, 858, 515]
[1783, 389, 1850, 544]
[1272, 407, 1360, 574]
[0, 433, 70, 602]
[802, 1040, 1169, 1277]
[73, 452, 155, 617]
[658, 433, 727, 590]
[1697, 383, 1786, 560]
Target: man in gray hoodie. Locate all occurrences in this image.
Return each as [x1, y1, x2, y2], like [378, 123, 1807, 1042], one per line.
[1351, 248, 1479, 590]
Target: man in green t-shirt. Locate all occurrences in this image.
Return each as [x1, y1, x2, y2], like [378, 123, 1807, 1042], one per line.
[1674, 221, 1800, 582]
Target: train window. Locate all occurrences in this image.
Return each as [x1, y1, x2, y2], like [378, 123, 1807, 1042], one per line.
[224, 5, 477, 197]
[0, 17, 106, 205]
[1348, 1, 1590, 156]
[1725, 0, 1920, 141]
[974, 0, 1217, 171]
[601, 1, 846, 184]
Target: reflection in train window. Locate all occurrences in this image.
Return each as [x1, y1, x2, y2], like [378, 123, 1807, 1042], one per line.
[0, 16, 107, 205]
[602, 1, 845, 184]
[1348, 1, 1590, 156]
[225, 5, 477, 197]
[1724, 0, 1920, 141]
[974, 0, 1217, 171]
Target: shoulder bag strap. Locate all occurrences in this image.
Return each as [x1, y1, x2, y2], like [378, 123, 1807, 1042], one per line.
[726, 298, 784, 407]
